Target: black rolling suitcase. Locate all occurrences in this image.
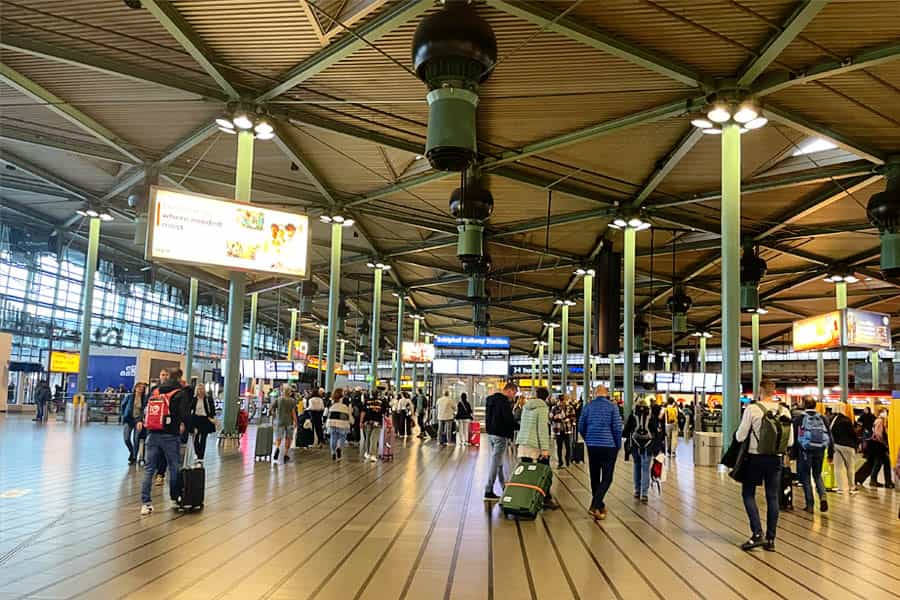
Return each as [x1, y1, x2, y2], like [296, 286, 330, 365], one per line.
[779, 467, 793, 510]
[176, 434, 205, 511]
[571, 432, 585, 464]
[855, 461, 873, 485]
[296, 411, 315, 448]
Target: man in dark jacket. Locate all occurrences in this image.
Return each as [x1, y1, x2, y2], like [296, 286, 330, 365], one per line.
[483, 382, 518, 501]
[828, 408, 859, 494]
[138, 368, 189, 515]
[33, 380, 51, 422]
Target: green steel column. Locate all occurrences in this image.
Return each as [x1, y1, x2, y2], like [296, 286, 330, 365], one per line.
[248, 291, 258, 360]
[222, 129, 254, 435]
[76, 217, 101, 394]
[394, 295, 405, 394]
[817, 352, 824, 401]
[355, 351, 362, 379]
[412, 316, 421, 393]
[184, 277, 198, 383]
[700, 336, 707, 374]
[287, 309, 298, 360]
[664, 354, 672, 372]
[339, 339, 346, 366]
[547, 326, 555, 392]
[720, 122, 742, 449]
[561, 303, 569, 395]
[591, 355, 597, 385]
[423, 332, 432, 396]
[583, 272, 593, 403]
[531, 356, 536, 387]
[317, 326, 325, 389]
[391, 350, 397, 389]
[871, 350, 879, 389]
[608, 355, 615, 397]
[836, 281, 848, 404]
[325, 221, 343, 392]
[623, 226, 636, 415]
[752, 312, 760, 400]
[538, 342, 545, 389]
[370, 266, 383, 389]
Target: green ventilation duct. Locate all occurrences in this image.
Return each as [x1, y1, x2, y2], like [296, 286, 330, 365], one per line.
[667, 285, 693, 334]
[412, 0, 497, 172]
[635, 315, 648, 353]
[298, 281, 318, 313]
[868, 163, 900, 277]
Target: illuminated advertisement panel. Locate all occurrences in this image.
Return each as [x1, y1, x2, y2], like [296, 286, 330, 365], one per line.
[844, 309, 891, 349]
[401, 342, 435, 363]
[792, 311, 841, 351]
[147, 187, 310, 277]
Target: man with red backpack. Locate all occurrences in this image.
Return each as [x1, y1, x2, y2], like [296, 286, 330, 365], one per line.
[138, 367, 189, 515]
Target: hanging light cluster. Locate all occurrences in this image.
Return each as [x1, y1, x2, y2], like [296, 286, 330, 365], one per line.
[75, 206, 113, 221]
[215, 103, 276, 140]
[667, 285, 693, 333]
[608, 214, 651, 231]
[824, 269, 858, 284]
[319, 214, 355, 227]
[691, 99, 768, 135]
[740, 247, 768, 312]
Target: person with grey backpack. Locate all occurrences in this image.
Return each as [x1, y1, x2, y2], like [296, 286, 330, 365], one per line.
[734, 377, 793, 552]
[791, 396, 831, 513]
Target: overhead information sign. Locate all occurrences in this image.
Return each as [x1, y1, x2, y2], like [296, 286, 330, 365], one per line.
[401, 342, 435, 363]
[49, 352, 79, 373]
[147, 187, 310, 277]
[792, 311, 841, 352]
[433, 335, 510, 349]
[844, 309, 891, 349]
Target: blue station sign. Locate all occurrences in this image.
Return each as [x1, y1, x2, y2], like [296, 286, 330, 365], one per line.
[433, 335, 510, 349]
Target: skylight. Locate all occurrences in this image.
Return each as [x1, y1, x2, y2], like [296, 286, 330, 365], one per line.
[791, 138, 837, 156]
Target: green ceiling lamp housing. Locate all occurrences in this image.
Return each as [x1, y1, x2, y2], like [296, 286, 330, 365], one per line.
[867, 162, 900, 277]
[634, 314, 648, 353]
[667, 286, 693, 334]
[412, 0, 497, 172]
[740, 247, 768, 312]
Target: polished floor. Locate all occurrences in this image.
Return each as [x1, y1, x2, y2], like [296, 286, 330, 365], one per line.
[1, 414, 898, 600]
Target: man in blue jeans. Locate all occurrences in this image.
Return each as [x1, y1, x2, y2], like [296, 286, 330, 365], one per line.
[138, 371, 189, 515]
[483, 382, 518, 501]
[578, 385, 622, 520]
[792, 396, 830, 513]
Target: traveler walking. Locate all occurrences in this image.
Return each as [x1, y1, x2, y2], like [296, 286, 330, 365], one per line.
[138, 370, 189, 515]
[828, 405, 859, 494]
[415, 392, 427, 438]
[578, 385, 622, 520]
[663, 397, 681, 456]
[455, 392, 474, 446]
[33, 379, 50, 422]
[361, 392, 387, 462]
[735, 377, 793, 551]
[272, 385, 297, 463]
[623, 396, 664, 502]
[188, 383, 216, 461]
[483, 382, 517, 501]
[326, 388, 351, 461]
[516, 386, 558, 509]
[550, 394, 576, 468]
[792, 396, 830, 513]
[436, 390, 458, 446]
[121, 382, 147, 464]
[864, 410, 894, 488]
[394, 392, 414, 438]
[857, 407, 876, 438]
[307, 388, 326, 448]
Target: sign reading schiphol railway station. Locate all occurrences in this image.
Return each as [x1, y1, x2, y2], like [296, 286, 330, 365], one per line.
[146, 187, 310, 278]
[432, 335, 510, 349]
[792, 309, 891, 351]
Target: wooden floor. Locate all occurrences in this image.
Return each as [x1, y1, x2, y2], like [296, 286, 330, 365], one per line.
[1, 415, 898, 600]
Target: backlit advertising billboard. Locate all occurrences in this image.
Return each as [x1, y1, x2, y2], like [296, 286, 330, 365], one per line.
[792, 311, 841, 352]
[401, 342, 435, 363]
[844, 309, 891, 349]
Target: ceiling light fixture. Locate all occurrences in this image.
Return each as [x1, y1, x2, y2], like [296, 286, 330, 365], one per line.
[214, 104, 277, 141]
[574, 267, 596, 277]
[691, 331, 713, 338]
[76, 206, 113, 221]
[608, 212, 651, 231]
[320, 214, 355, 227]
[692, 98, 766, 135]
[554, 298, 577, 306]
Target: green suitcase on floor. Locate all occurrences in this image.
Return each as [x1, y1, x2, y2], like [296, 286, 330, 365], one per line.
[822, 458, 835, 490]
[500, 461, 552, 519]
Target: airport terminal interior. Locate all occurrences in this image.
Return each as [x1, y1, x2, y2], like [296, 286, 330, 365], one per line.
[1, 1, 900, 598]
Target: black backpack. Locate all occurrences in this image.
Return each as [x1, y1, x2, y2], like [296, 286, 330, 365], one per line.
[631, 409, 654, 450]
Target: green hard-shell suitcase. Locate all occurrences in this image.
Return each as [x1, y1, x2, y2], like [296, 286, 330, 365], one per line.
[500, 461, 552, 519]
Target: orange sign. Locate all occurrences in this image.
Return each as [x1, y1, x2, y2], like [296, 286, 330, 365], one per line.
[792, 311, 841, 351]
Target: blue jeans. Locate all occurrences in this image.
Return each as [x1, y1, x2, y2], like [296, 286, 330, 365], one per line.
[330, 428, 348, 455]
[123, 419, 139, 460]
[439, 420, 454, 445]
[741, 454, 782, 540]
[797, 448, 826, 507]
[631, 447, 652, 497]
[141, 433, 182, 505]
[35, 400, 45, 421]
[484, 434, 509, 494]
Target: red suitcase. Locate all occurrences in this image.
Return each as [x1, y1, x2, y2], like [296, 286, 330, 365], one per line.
[468, 422, 481, 447]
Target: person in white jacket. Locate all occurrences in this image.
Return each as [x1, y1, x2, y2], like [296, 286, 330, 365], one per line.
[436, 391, 459, 447]
[393, 393, 415, 438]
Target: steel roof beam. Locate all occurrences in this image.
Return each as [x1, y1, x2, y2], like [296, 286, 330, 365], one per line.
[765, 105, 886, 165]
[0, 62, 143, 163]
[754, 41, 900, 97]
[737, 1, 828, 87]
[0, 34, 227, 101]
[0, 123, 136, 164]
[257, 0, 429, 102]
[272, 122, 337, 206]
[751, 174, 882, 241]
[0, 149, 94, 201]
[484, 0, 705, 88]
[631, 127, 704, 208]
[141, 0, 240, 99]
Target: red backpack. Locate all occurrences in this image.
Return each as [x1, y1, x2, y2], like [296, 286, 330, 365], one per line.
[145, 389, 178, 431]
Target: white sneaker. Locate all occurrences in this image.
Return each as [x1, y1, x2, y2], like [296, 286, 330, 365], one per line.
[140, 504, 154, 516]
[363, 453, 370, 461]
[369, 456, 377, 463]
[850, 488, 859, 496]
[834, 488, 843, 494]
